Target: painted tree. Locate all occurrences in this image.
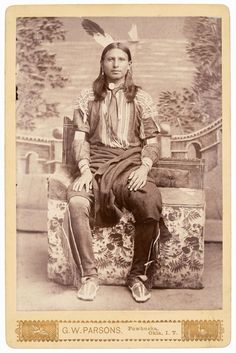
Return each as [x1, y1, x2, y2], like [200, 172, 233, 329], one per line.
[16, 17, 68, 130]
[158, 88, 205, 134]
[184, 16, 222, 122]
[158, 17, 221, 133]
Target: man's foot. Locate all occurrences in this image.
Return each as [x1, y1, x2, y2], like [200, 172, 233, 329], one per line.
[128, 277, 151, 303]
[77, 277, 99, 301]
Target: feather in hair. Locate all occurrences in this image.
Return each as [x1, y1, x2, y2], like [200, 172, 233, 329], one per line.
[81, 18, 114, 47]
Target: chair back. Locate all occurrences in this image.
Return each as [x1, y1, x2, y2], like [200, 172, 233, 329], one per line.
[62, 117, 75, 166]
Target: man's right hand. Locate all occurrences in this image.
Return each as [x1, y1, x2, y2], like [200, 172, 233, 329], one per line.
[72, 168, 93, 193]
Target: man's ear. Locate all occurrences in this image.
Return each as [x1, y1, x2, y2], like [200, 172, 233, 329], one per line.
[128, 62, 132, 72]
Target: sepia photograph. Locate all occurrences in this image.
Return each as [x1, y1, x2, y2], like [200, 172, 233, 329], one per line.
[16, 14, 222, 310]
[5, 3, 231, 348]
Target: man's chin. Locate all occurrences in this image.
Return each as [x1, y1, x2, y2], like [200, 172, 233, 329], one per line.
[109, 73, 123, 79]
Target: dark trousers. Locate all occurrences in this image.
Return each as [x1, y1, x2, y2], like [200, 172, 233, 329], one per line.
[67, 176, 162, 282]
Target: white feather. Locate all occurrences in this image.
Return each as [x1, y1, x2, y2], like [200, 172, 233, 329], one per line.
[93, 33, 114, 48]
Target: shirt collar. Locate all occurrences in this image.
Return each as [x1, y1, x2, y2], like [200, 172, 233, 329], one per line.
[107, 82, 124, 94]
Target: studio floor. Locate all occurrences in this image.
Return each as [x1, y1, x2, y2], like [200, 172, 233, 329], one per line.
[17, 232, 222, 311]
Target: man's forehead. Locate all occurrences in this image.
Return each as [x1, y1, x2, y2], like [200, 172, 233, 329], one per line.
[104, 48, 128, 58]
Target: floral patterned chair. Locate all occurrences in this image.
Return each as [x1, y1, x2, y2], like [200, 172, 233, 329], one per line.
[47, 117, 205, 289]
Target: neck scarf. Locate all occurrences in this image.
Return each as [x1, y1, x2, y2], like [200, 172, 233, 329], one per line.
[106, 84, 124, 137]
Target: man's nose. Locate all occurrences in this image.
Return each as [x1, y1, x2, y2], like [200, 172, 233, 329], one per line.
[113, 59, 119, 67]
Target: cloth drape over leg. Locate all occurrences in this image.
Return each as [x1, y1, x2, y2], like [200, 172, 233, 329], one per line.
[112, 173, 162, 285]
[66, 145, 163, 283]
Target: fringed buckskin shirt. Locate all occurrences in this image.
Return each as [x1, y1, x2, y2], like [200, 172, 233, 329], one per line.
[72, 87, 161, 166]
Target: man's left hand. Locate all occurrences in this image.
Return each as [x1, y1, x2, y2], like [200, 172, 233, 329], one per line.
[128, 165, 149, 191]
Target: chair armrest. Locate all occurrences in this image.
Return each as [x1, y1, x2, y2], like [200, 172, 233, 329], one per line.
[156, 158, 205, 189]
[48, 164, 74, 201]
[150, 167, 189, 188]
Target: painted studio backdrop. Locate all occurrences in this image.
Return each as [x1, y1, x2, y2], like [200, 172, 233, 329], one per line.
[15, 16, 222, 311]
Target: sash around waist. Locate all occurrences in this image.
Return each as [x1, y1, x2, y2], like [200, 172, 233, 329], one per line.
[90, 144, 142, 174]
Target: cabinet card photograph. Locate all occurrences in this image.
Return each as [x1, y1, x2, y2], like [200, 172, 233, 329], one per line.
[5, 3, 230, 348]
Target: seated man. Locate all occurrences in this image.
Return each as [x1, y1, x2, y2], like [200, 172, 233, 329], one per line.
[67, 42, 162, 303]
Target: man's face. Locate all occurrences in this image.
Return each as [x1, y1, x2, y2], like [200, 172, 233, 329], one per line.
[102, 48, 131, 83]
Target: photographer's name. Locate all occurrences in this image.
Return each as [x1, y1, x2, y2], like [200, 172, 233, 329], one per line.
[58, 322, 181, 340]
[61, 325, 121, 335]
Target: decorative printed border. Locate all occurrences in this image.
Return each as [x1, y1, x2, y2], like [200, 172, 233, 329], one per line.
[15, 320, 223, 342]
[182, 320, 223, 341]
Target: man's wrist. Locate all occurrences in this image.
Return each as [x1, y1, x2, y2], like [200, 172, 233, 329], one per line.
[80, 164, 91, 174]
[78, 159, 90, 173]
[140, 164, 149, 172]
[141, 157, 153, 172]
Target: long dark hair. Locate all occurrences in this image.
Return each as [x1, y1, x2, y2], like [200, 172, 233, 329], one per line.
[93, 42, 139, 102]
